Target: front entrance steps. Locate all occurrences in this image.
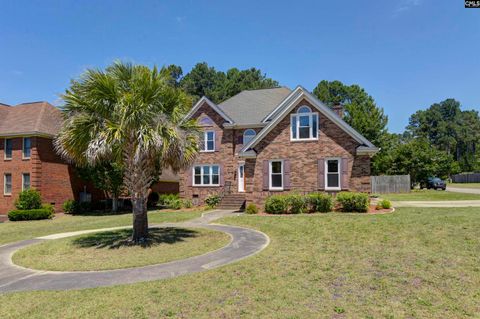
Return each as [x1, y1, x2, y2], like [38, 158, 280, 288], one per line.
[218, 193, 246, 211]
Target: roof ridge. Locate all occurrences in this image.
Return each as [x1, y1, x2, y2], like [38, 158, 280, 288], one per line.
[242, 86, 288, 92]
[33, 102, 48, 131]
[18, 101, 46, 105]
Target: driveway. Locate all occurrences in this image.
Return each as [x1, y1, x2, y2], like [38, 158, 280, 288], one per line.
[0, 210, 269, 293]
[446, 186, 480, 195]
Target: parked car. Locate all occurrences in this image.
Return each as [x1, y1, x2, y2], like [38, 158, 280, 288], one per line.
[420, 177, 446, 190]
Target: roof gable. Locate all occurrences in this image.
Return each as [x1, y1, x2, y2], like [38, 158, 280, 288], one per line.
[183, 97, 234, 124]
[240, 86, 378, 155]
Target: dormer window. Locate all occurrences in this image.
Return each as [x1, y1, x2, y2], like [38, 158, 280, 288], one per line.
[243, 129, 256, 145]
[290, 106, 318, 140]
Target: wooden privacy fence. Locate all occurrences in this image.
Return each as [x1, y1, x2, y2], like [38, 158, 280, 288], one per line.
[371, 175, 410, 194]
[451, 173, 480, 183]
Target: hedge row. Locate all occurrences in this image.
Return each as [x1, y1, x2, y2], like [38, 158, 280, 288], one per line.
[264, 192, 370, 214]
[8, 206, 54, 221]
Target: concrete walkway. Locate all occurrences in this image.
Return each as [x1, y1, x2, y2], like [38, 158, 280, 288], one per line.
[393, 200, 480, 207]
[446, 186, 480, 195]
[0, 210, 269, 293]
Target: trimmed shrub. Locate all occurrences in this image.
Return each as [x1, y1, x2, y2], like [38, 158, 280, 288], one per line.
[378, 199, 392, 209]
[336, 192, 370, 212]
[15, 189, 42, 210]
[181, 199, 193, 209]
[264, 195, 289, 214]
[8, 208, 54, 221]
[159, 194, 179, 206]
[205, 194, 220, 208]
[308, 193, 334, 213]
[42, 203, 55, 215]
[287, 194, 308, 214]
[62, 199, 77, 214]
[245, 203, 259, 214]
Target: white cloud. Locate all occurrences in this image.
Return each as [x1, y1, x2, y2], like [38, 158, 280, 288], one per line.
[394, 0, 423, 15]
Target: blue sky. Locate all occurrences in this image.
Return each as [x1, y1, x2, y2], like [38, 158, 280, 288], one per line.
[0, 0, 478, 133]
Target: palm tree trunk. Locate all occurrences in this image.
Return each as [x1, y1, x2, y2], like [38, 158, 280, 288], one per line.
[132, 197, 148, 242]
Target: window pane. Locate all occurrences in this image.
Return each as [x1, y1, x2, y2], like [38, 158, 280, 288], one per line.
[299, 115, 309, 127]
[5, 174, 11, 193]
[5, 139, 12, 158]
[203, 166, 210, 175]
[206, 131, 214, 141]
[271, 174, 282, 187]
[299, 127, 310, 139]
[23, 174, 30, 189]
[207, 141, 214, 150]
[291, 116, 297, 139]
[298, 106, 311, 113]
[212, 166, 219, 174]
[271, 161, 282, 174]
[212, 175, 219, 185]
[24, 138, 31, 157]
[194, 166, 201, 175]
[203, 175, 210, 185]
[327, 160, 339, 173]
[194, 176, 201, 185]
[312, 114, 318, 137]
[327, 174, 339, 188]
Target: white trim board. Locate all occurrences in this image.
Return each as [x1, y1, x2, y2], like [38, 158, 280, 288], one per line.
[240, 86, 378, 156]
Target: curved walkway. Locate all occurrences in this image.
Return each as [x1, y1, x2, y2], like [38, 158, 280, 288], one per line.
[0, 210, 269, 293]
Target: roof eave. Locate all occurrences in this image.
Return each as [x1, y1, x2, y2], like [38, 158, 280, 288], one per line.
[0, 131, 55, 138]
[223, 123, 267, 129]
[183, 96, 234, 124]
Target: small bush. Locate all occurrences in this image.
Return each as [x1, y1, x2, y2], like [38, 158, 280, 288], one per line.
[264, 195, 289, 214]
[15, 189, 42, 210]
[287, 194, 308, 214]
[378, 199, 392, 209]
[42, 203, 55, 214]
[159, 194, 179, 208]
[62, 199, 77, 214]
[181, 199, 193, 208]
[245, 203, 259, 214]
[308, 193, 334, 213]
[8, 208, 54, 221]
[336, 192, 370, 212]
[205, 194, 220, 208]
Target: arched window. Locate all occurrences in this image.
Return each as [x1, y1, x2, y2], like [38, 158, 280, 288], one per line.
[291, 105, 318, 140]
[243, 129, 256, 145]
[199, 116, 214, 126]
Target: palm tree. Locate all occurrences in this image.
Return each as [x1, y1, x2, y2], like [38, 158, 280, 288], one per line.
[55, 62, 199, 242]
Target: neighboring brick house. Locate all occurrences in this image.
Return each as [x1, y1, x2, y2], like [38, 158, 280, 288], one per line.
[180, 86, 379, 209]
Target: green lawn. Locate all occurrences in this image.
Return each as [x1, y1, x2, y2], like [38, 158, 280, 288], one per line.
[1, 207, 479, 318]
[380, 189, 480, 201]
[0, 210, 203, 245]
[448, 183, 480, 189]
[13, 227, 229, 271]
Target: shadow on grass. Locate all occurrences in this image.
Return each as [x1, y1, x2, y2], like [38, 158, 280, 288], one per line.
[72, 227, 199, 249]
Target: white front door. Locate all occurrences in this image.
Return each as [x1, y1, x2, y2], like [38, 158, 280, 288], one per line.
[238, 163, 245, 192]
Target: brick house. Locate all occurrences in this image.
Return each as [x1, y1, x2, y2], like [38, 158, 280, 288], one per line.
[180, 86, 379, 209]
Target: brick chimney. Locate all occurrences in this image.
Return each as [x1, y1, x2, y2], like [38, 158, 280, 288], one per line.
[331, 104, 344, 118]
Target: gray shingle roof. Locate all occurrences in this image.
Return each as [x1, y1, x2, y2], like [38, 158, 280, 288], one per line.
[217, 87, 291, 125]
[0, 102, 63, 136]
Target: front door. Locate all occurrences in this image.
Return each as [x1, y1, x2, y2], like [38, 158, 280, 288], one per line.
[238, 163, 245, 192]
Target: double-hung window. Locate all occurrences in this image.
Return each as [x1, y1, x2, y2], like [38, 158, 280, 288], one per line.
[200, 131, 215, 152]
[193, 165, 220, 186]
[4, 139, 12, 160]
[269, 160, 283, 190]
[325, 158, 341, 190]
[291, 106, 318, 140]
[22, 173, 31, 190]
[23, 137, 31, 159]
[4, 173, 12, 195]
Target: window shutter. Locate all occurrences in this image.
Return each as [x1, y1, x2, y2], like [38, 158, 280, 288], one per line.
[215, 132, 221, 152]
[220, 164, 225, 186]
[341, 157, 349, 190]
[187, 167, 193, 187]
[317, 159, 325, 190]
[284, 160, 291, 190]
[263, 160, 269, 190]
[237, 135, 243, 144]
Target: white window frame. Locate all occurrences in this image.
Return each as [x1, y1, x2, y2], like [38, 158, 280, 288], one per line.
[200, 131, 215, 152]
[325, 157, 341, 191]
[4, 173, 12, 195]
[192, 164, 220, 186]
[23, 137, 31, 159]
[269, 160, 284, 191]
[243, 129, 256, 145]
[290, 106, 319, 141]
[22, 173, 30, 191]
[4, 139, 12, 160]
